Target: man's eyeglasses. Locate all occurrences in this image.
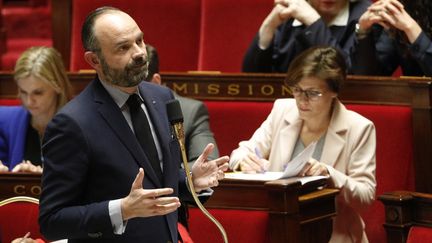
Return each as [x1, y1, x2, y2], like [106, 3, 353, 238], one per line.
[289, 86, 323, 101]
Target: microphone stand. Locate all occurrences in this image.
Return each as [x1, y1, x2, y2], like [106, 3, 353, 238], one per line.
[167, 100, 228, 243]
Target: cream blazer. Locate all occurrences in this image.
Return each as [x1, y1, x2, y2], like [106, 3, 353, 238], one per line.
[230, 99, 376, 243]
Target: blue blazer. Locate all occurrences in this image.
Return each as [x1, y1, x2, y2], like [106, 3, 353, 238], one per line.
[0, 106, 30, 170]
[39, 78, 190, 243]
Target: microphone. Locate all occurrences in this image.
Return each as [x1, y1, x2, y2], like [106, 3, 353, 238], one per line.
[166, 99, 185, 150]
[166, 99, 228, 243]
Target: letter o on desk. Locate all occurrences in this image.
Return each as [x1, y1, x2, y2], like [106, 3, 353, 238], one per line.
[261, 85, 274, 96]
[30, 186, 42, 196]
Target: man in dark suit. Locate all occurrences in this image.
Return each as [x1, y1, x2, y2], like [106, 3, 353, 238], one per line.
[38, 6, 229, 243]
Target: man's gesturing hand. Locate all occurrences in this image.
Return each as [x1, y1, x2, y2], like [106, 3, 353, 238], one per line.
[191, 143, 229, 192]
[121, 168, 180, 220]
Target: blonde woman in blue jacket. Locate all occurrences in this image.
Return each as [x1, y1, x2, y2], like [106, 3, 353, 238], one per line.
[0, 46, 72, 172]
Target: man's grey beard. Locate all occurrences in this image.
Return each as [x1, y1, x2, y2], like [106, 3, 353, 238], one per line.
[100, 55, 149, 87]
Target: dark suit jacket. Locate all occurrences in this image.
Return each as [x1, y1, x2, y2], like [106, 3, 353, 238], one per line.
[350, 26, 432, 76]
[242, 0, 371, 73]
[39, 78, 191, 243]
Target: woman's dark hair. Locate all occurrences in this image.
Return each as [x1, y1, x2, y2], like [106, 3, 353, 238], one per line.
[284, 46, 347, 93]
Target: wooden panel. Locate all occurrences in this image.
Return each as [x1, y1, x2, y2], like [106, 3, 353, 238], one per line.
[379, 191, 432, 243]
[0, 172, 42, 199]
[0, 72, 430, 103]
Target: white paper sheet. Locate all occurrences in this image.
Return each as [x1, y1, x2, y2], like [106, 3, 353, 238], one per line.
[281, 141, 317, 178]
[224, 172, 328, 185]
[224, 172, 284, 181]
[225, 141, 318, 182]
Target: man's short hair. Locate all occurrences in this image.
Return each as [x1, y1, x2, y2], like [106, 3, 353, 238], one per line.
[81, 6, 121, 52]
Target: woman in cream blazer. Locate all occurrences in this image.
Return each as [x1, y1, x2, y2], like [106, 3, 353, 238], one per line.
[230, 46, 376, 243]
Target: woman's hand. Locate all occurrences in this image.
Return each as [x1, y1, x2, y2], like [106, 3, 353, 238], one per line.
[376, 0, 422, 43]
[0, 160, 8, 172]
[258, 0, 319, 49]
[11, 160, 43, 173]
[298, 158, 329, 177]
[11, 238, 38, 243]
[275, 0, 320, 26]
[237, 152, 270, 174]
[359, 0, 422, 43]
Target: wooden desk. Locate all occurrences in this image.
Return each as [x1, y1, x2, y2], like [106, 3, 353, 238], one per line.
[201, 178, 339, 243]
[0, 172, 41, 200]
[379, 191, 432, 243]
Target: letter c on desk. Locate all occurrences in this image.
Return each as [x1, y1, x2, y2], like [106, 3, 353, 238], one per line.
[13, 185, 26, 195]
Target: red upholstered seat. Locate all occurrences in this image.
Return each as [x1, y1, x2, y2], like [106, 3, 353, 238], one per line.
[197, 0, 273, 72]
[0, 196, 44, 243]
[188, 208, 269, 243]
[203, 101, 273, 156]
[346, 104, 415, 243]
[407, 226, 432, 243]
[69, 0, 201, 72]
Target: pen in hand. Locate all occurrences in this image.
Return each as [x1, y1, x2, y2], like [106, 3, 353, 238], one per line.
[18, 232, 30, 243]
[254, 147, 269, 173]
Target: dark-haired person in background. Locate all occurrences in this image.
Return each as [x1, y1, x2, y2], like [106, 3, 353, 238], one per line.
[351, 0, 432, 76]
[242, 0, 371, 73]
[39, 7, 229, 242]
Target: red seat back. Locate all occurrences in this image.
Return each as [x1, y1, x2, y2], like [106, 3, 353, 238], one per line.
[0, 196, 44, 243]
[407, 226, 432, 243]
[204, 101, 273, 156]
[197, 0, 273, 72]
[346, 104, 415, 243]
[70, 0, 201, 72]
[188, 208, 269, 243]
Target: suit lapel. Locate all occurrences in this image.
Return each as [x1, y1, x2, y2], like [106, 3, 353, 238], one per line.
[275, 118, 302, 171]
[321, 101, 348, 167]
[92, 80, 162, 187]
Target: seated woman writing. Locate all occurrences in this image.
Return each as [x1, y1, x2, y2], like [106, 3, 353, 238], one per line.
[230, 46, 376, 243]
[0, 46, 73, 173]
